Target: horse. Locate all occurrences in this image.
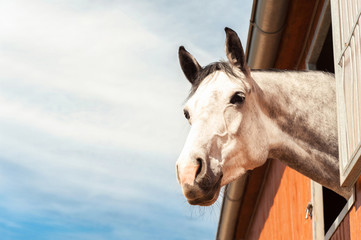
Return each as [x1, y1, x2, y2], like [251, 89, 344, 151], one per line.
[175, 27, 352, 206]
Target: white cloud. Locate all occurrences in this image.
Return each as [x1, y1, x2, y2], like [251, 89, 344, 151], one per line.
[0, 0, 191, 224]
[0, 0, 191, 156]
[0, 0, 252, 239]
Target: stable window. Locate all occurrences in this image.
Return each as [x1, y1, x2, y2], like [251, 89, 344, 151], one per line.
[331, 0, 361, 187]
[306, 1, 356, 239]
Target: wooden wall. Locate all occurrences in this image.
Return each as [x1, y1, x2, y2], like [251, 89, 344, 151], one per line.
[245, 160, 312, 240]
[235, 0, 325, 239]
[233, 0, 361, 239]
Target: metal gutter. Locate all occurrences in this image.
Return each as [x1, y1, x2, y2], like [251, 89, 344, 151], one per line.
[246, 0, 290, 69]
[216, 0, 290, 239]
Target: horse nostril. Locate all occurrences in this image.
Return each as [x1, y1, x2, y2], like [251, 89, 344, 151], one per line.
[196, 158, 202, 177]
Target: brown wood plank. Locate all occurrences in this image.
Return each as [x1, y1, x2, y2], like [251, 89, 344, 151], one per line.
[274, 0, 323, 69]
[245, 160, 312, 240]
[233, 161, 270, 239]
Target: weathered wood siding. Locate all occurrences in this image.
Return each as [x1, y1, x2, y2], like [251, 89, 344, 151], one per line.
[332, 0, 361, 186]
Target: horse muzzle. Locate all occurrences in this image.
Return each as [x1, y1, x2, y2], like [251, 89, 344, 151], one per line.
[176, 157, 222, 206]
[181, 177, 222, 206]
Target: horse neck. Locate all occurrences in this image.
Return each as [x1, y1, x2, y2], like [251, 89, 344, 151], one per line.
[251, 71, 351, 198]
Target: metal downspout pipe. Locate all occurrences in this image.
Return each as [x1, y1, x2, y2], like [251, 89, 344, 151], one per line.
[216, 175, 248, 240]
[247, 0, 290, 69]
[216, 0, 290, 239]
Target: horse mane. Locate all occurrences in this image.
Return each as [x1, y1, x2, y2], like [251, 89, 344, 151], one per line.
[187, 62, 335, 99]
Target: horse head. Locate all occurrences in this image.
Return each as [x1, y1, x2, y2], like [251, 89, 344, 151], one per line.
[176, 28, 269, 206]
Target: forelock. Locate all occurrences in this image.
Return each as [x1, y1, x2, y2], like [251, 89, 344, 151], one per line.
[188, 61, 244, 98]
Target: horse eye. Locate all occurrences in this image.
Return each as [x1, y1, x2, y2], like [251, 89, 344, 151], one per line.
[183, 109, 190, 120]
[230, 92, 245, 104]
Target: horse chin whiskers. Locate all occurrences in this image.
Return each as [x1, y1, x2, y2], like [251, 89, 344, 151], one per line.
[187, 198, 222, 221]
[187, 187, 221, 206]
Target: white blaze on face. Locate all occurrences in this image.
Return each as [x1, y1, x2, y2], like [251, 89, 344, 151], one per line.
[176, 121, 205, 186]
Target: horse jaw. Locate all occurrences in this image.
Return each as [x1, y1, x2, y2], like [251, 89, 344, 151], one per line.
[218, 92, 270, 182]
[220, 163, 247, 186]
[219, 132, 269, 187]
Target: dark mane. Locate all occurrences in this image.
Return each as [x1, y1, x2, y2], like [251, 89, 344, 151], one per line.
[187, 65, 330, 99]
[189, 61, 241, 98]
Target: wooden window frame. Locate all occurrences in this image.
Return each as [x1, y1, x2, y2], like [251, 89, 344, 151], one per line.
[311, 182, 355, 240]
[306, 1, 356, 239]
[331, 0, 361, 187]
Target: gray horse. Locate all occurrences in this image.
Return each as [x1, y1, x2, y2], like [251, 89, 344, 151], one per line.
[176, 27, 352, 206]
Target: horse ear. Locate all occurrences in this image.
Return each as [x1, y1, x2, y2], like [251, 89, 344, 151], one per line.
[178, 46, 202, 84]
[225, 27, 250, 76]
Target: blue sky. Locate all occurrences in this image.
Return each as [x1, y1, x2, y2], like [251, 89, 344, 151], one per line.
[0, 0, 252, 239]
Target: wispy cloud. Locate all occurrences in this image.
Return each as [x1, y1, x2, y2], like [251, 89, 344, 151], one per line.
[0, 0, 251, 239]
[1, 0, 189, 155]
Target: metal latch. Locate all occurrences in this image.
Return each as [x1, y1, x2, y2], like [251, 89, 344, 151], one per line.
[305, 202, 313, 219]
